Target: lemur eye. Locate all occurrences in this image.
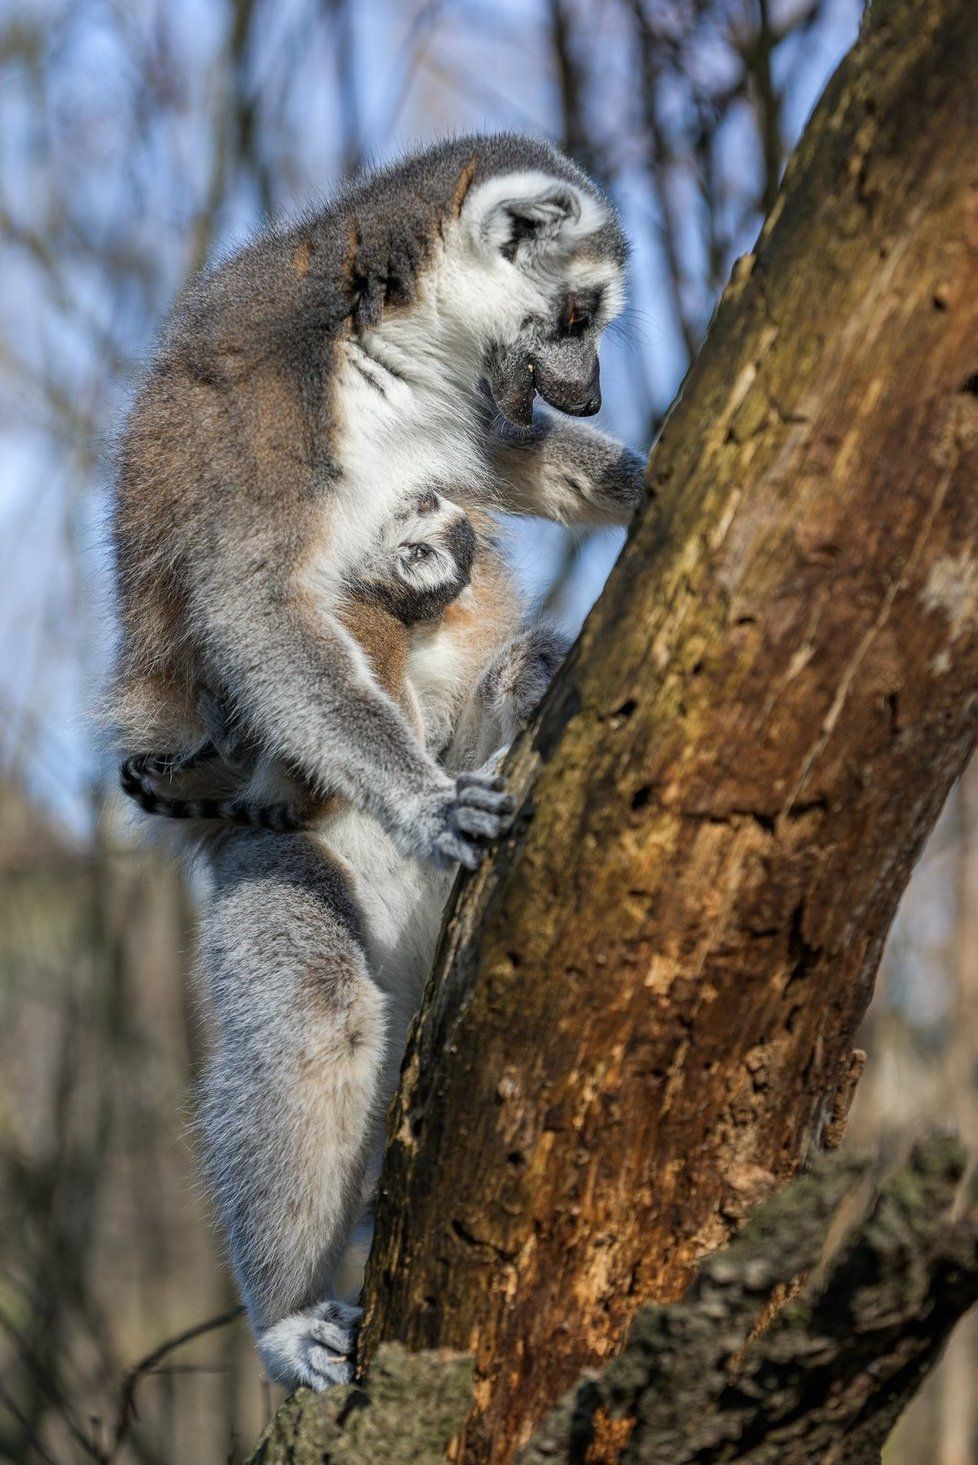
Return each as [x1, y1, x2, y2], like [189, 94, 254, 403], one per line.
[408, 543, 433, 562]
[560, 306, 591, 338]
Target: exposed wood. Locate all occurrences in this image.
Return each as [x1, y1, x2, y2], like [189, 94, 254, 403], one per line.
[250, 1140, 978, 1464]
[519, 1136, 978, 1465]
[351, 0, 978, 1457]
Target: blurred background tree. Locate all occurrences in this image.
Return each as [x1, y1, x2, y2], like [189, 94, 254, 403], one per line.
[1, 2, 972, 1461]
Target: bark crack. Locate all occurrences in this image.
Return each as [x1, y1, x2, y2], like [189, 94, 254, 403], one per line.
[783, 451, 961, 813]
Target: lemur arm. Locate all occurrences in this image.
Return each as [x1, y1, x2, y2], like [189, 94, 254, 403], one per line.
[193, 564, 511, 869]
[485, 411, 649, 528]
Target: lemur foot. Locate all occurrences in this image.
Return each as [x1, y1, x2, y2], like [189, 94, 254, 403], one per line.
[257, 1299, 361, 1392]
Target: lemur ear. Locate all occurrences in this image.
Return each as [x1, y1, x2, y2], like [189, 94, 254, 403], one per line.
[494, 186, 580, 257]
[463, 172, 600, 258]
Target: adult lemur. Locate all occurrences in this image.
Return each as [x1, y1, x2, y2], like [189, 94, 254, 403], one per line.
[110, 133, 646, 1390]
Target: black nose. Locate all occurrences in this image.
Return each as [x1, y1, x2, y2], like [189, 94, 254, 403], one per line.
[561, 357, 601, 415]
[566, 386, 601, 416]
[534, 351, 602, 418]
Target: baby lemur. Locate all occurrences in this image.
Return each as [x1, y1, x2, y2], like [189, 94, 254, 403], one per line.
[121, 487, 510, 843]
[110, 132, 647, 1390]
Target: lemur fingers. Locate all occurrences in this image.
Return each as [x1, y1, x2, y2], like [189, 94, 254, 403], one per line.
[455, 772, 512, 806]
[125, 745, 218, 781]
[432, 830, 486, 871]
[456, 769, 506, 793]
[196, 686, 261, 771]
[427, 774, 514, 870]
[454, 804, 509, 840]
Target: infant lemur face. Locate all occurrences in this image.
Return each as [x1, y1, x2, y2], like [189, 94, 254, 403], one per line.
[355, 489, 476, 626]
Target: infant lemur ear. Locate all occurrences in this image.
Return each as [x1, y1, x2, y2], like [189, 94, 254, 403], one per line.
[463, 171, 605, 259]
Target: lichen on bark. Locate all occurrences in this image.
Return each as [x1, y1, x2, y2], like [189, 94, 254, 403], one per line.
[247, 1344, 473, 1465]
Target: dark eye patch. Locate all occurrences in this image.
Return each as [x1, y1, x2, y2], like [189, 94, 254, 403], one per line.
[559, 288, 601, 338]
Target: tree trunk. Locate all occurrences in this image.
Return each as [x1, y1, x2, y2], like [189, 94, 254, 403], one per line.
[252, 0, 978, 1457]
[357, 0, 978, 1456]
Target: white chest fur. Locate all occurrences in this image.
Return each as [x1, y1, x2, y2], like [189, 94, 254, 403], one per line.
[327, 303, 490, 576]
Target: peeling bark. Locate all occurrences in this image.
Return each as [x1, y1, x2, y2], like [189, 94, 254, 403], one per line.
[256, 0, 978, 1458]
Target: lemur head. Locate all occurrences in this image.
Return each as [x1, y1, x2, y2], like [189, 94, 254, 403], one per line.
[354, 489, 476, 627]
[328, 135, 626, 428]
[450, 139, 628, 427]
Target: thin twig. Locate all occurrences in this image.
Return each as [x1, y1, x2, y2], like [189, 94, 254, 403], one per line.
[0, 1377, 66, 1465]
[109, 1305, 245, 1460]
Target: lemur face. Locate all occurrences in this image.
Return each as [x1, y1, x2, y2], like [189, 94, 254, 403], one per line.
[459, 169, 628, 428]
[355, 489, 476, 626]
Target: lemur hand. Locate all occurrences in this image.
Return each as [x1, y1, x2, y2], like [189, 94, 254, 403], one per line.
[479, 625, 572, 745]
[412, 771, 514, 871]
[618, 445, 652, 513]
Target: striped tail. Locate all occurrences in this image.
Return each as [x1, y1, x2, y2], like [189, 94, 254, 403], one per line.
[119, 754, 305, 834]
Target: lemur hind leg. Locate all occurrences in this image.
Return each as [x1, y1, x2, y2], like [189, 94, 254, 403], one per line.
[198, 829, 386, 1390]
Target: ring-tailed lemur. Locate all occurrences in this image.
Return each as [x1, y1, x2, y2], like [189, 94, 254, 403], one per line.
[109, 133, 647, 1390]
[200, 533, 567, 1393]
[120, 487, 491, 844]
[110, 132, 645, 863]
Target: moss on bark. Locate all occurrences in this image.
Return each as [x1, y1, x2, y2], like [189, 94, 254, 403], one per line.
[248, 1345, 473, 1465]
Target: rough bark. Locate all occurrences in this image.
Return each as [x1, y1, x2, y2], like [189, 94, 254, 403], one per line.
[255, 0, 978, 1457]
[520, 1135, 978, 1465]
[358, 0, 978, 1455]
[248, 1345, 473, 1464]
[249, 1139, 978, 1464]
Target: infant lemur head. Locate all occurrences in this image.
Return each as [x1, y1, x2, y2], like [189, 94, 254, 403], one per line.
[353, 489, 476, 627]
[443, 136, 629, 427]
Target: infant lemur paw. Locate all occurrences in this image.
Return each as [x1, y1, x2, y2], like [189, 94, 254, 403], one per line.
[485, 626, 572, 738]
[258, 1299, 362, 1392]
